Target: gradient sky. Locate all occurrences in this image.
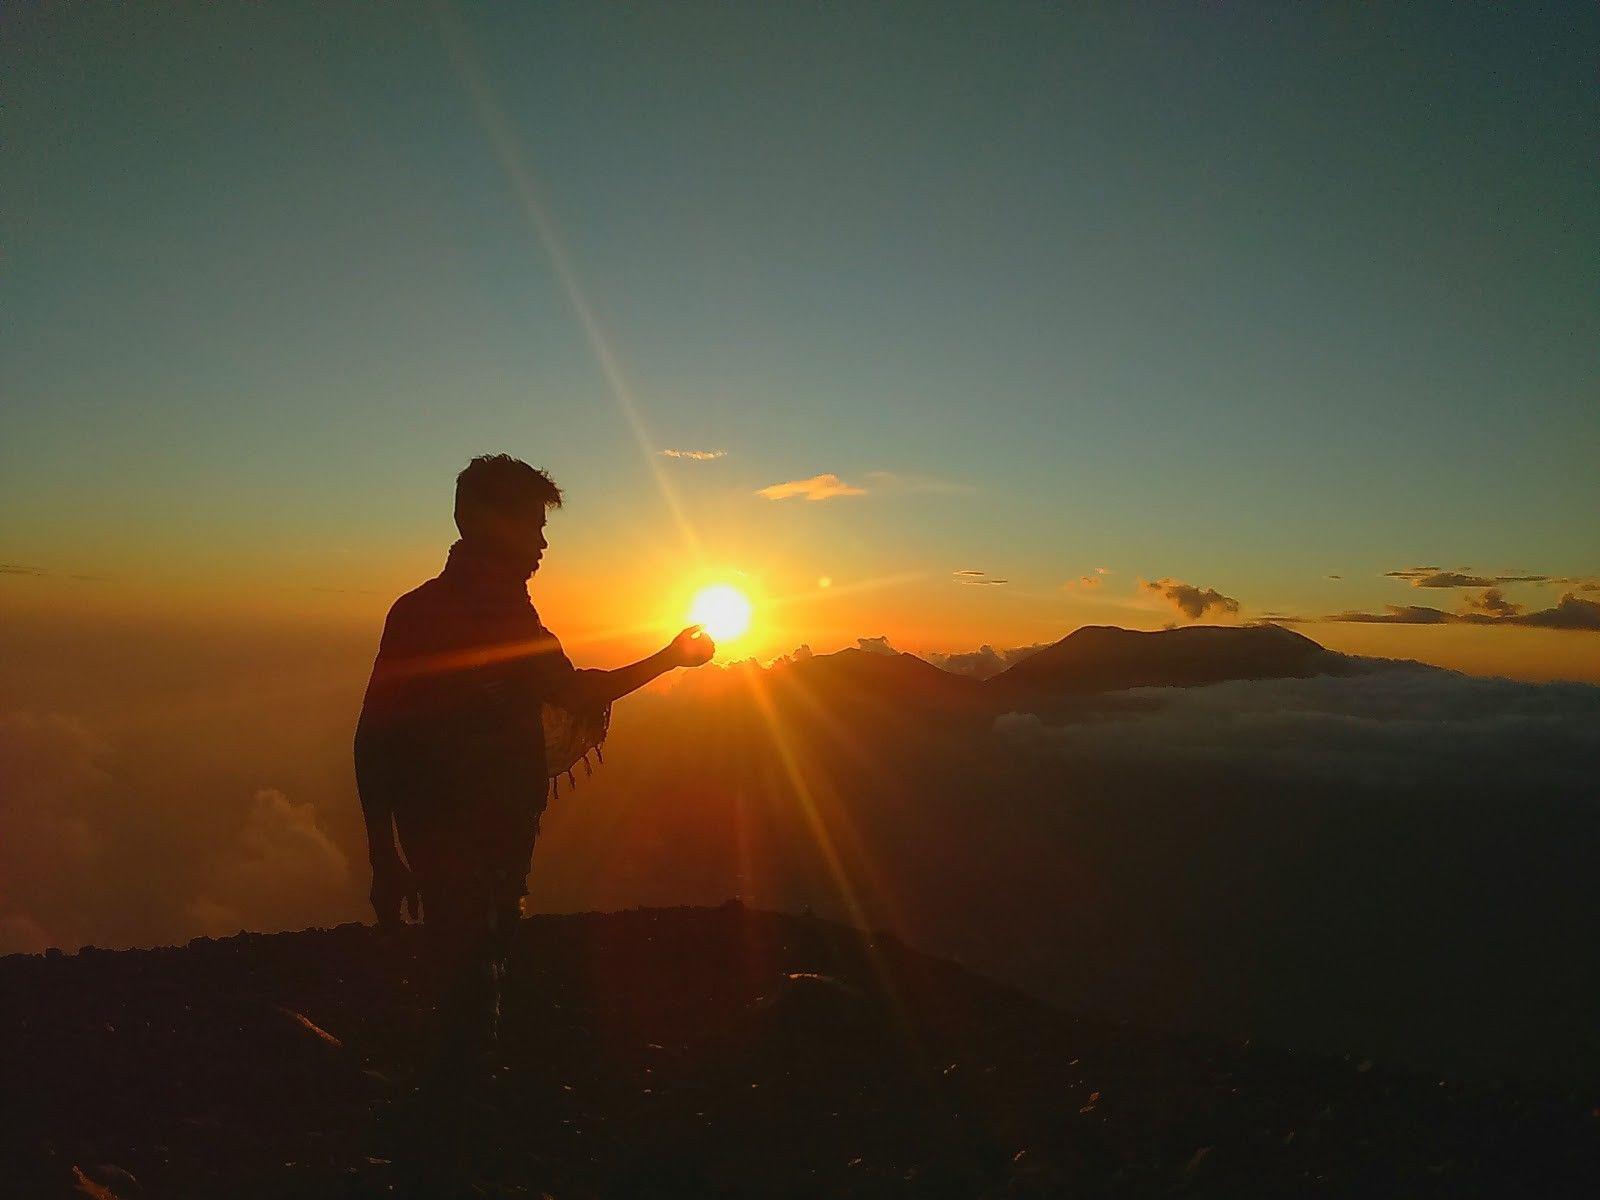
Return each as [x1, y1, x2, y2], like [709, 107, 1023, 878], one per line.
[4, 2, 1597, 676]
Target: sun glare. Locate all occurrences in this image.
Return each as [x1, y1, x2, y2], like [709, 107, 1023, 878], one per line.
[689, 583, 754, 643]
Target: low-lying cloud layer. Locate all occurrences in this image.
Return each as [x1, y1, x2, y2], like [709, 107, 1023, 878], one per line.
[994, 668, 1599, 793]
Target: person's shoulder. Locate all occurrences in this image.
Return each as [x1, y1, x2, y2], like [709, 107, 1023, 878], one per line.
[383, 576, 450, 629]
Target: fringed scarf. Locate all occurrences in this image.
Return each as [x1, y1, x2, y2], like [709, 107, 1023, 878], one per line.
[543, 696, 609, 802]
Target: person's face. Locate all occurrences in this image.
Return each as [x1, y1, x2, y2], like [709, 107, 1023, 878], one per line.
[470, 502, 548, 574]
[510, 506, 549, 573]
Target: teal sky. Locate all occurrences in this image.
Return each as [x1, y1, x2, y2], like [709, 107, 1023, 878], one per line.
[3, 2, 1597, 650]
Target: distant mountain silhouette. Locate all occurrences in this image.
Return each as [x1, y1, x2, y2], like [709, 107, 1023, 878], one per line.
[5, 907, 1595, 1197]
[737, 625, 1356, 715]
[783, 647, 990, 710]
[988, 623, 1351, 697]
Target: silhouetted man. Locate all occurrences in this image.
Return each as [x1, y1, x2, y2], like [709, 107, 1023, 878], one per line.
[355, 454, 712, 1091]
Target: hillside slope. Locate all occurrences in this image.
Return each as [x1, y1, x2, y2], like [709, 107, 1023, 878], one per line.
[4, 906, 1596, 1198]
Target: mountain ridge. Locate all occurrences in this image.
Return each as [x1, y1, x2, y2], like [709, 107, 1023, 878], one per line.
[738, 624, 1363, 709]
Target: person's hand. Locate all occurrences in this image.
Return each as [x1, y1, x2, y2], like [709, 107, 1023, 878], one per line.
[370, 853, 420, 927]
[666, 624, 715, 668]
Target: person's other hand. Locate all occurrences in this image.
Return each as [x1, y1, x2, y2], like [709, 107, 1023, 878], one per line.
[667, 624, 715, 668]
[370, 854, 420, 927]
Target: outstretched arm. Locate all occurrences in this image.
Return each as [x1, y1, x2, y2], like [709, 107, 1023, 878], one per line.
[575, 625, 715, 707]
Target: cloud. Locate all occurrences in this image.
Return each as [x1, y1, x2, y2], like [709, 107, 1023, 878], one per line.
[659, 448, 727, 461]
[0, 564, 105, 582]
[1385, 567, 1550, 588]
[1065, 567, 1113, 590]
[926, 642, 1053, 680]
[1327, 574, 1342, 581]
[991, 668, 1599, 793]
[1516, 594, 1600, 630]
[1141, 578, 1241, 621]
[0, 710, 358, 953]
[188, 789, 350, 938]
[953, 570, 1008, 586]
[756, 473, 866, 501]
[861, 470, 975, 495]
[1463, 588, 1520, 618]
[1322, 605, 1451, 625]
[854, 636, 898, 656]
[1317, 593, 1600, 632]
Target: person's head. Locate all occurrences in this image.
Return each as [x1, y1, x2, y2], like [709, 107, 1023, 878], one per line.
[454, 454, 563, 573]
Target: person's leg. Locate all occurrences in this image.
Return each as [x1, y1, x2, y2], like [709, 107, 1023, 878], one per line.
[419, 881, 503, 1086]
[481, 880, 521, 1050]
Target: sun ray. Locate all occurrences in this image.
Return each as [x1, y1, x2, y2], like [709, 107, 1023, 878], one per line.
[430, 1, 702, 565]
[736, 667, 924, 1047]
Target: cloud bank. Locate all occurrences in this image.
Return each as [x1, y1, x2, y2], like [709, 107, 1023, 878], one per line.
[993, 668, 1599, 793]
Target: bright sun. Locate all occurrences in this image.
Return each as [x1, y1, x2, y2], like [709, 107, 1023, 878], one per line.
[688, 583, 753, 642]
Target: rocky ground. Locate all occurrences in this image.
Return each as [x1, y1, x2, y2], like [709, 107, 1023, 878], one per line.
[4, 903, 1597, 1198]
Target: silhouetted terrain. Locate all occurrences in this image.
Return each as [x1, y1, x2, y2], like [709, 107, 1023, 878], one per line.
[987, 624, 1353, 699]
[5, 906, 1597, 1198]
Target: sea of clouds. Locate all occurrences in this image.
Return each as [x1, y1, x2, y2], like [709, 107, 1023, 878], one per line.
[993, 667, 1599, 794]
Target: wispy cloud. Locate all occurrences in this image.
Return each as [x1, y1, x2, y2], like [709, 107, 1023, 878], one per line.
[757, 473, 866, 501]
[1142, 577, 1241, 621]
[953, 569, 1008, 586]
[1385, 566, 1550, 588]
[659, 448, 727, 461]
[862, 470, 975, 495]
[1279, 592, 1600, 632]
[1, 564, 106, 582]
